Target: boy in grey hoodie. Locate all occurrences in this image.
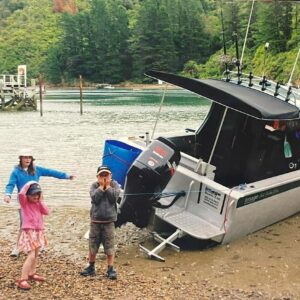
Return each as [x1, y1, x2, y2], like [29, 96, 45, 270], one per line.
[80, 166, 120, 280]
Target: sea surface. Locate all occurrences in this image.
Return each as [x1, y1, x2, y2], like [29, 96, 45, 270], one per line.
[0, 88, 210, 207]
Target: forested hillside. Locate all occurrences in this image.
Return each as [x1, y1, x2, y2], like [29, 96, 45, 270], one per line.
[0, 0, 299, 85]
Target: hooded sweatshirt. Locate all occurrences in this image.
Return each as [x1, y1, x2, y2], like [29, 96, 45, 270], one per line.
[18, 181, 49, 230]
[5, 165, 70, 197]
[89, 180, 120, 222]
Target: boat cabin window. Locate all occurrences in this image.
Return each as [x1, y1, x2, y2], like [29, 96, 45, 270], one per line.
[167, 103, 300, 188]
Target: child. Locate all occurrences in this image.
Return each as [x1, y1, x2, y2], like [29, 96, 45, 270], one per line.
[80, 165, 120, 280]
[16, 181, 49, 290]
[4, 149, 75, 257]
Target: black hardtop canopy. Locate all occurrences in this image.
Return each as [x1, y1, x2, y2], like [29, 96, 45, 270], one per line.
[146, 70, 300, 121]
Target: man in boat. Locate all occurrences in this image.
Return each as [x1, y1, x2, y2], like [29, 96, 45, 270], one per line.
[80, 165, 120, 280]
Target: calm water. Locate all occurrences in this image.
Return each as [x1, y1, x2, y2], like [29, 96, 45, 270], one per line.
[0, 88, 210, 207]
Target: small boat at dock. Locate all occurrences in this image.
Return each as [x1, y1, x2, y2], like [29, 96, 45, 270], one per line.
[95, 83, 115, 89]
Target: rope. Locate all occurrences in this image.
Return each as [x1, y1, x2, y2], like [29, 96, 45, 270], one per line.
[152, 191, 186, 209]
[122, 187, 236, 197]
[223, 187, 237, 233]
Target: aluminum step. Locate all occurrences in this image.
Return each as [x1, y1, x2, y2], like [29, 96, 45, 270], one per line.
[156, 208, 225, 239]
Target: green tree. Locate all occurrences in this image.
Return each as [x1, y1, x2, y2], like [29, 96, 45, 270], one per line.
[0, 0, 62, 78]
[170, 0, 212, 68]
[255, 1, 293, 53]
[57, 0, 130, 83]
[130, 0, 176, 80]
[0, 0, 25, 21]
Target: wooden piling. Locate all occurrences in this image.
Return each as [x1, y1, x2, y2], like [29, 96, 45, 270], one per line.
[79, 75, 83, 115]
[39, 75, 43, 116]
[0, 80, 4, 110]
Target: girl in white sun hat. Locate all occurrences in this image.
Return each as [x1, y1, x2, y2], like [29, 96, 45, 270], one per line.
[3, 148, 75, 257]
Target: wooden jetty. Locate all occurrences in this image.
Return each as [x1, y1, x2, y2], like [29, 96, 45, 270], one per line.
[0, 73, 37, 111]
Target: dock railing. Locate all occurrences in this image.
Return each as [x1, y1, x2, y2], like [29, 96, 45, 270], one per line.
[0, 74, 26, 88]
[0, 74, 36, 111]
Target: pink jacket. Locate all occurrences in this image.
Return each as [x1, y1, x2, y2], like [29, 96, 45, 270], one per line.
[18, 181, 49, 230]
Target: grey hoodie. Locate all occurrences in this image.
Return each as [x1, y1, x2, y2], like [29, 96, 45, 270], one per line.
[89, 180, 121, 222]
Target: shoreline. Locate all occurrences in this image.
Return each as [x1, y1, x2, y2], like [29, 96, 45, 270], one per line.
[45, 83, 179, 90]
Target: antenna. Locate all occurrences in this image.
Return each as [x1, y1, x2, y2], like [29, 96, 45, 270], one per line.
[259, 42, 270, 91]
[287, 48, 300, 88]
[262, 42, 269, 77]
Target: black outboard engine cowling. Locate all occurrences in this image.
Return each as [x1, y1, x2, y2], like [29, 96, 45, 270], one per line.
[116, 137, 181, 228]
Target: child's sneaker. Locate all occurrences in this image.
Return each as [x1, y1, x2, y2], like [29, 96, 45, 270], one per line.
[80, 264, 96, 276]
[106, 266, 117, 280]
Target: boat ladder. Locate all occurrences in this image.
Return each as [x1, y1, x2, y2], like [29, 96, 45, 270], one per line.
[139, 229, 185, 262]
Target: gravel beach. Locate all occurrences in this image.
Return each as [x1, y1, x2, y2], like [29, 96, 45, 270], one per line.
[0, 205, 299, 299]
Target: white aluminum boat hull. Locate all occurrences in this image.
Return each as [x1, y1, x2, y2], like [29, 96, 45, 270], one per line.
[121, 138, 300, 244]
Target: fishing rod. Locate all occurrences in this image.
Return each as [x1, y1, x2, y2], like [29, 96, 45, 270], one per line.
[259, 42, 270, 91]
[287, 47, 300, 88]
[285, 47, 300, 102]
[220, 0, 230, 81]
[240, 0, 255, 68]
[229, 0, 242, 83]
[233, 31, 242, 84]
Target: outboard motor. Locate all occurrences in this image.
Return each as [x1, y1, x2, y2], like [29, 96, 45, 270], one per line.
[116, 137, 181, 228]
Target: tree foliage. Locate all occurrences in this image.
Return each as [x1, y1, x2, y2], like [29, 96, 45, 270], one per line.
[0, 0, 62, 78]
[0, 0, 298, 84]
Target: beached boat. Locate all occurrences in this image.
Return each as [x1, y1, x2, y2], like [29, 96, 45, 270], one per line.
[101, 0, 300, 260]
[102, 65, 300, 261]
[104, 0, 300, 261]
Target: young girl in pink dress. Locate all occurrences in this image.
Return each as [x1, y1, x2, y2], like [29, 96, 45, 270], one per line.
[16, 181, 49, 290]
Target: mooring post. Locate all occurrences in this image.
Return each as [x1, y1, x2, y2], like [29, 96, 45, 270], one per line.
[79, 75, 83, 115]
[31, 79, 37, 109]
[0, 79, 4, 110]
[39, 75, 43, 116]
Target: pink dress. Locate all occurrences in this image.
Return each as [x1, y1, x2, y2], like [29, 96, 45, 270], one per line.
[18, 181, 49, 253]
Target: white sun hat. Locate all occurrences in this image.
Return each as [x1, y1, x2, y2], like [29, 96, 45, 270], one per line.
[19, 148, 34, 157]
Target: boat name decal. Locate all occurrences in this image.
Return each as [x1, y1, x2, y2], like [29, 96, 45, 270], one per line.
[237, 181, 300, 208]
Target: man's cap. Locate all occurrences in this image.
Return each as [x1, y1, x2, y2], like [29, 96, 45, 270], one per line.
[26, 183, 42, 195]
[19, 148, 33, 157]
[97, 165, 112, 175]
